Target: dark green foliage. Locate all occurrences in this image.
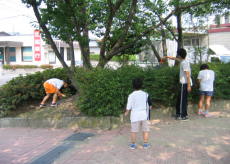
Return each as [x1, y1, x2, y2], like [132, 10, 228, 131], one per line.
[1, 63, 229, 117]
[76, 64, 230, 117]
[0, 68, 73, 112]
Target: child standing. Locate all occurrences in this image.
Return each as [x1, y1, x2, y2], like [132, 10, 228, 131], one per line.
[125, 78, 152, 149]
[197, 64, 215, 117]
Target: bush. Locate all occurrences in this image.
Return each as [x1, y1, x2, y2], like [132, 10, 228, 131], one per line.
[40, 64, 53, 69]
[75, 63, 230, 117]
[0, 68, 74, 113]
[3, 64, 38, 69]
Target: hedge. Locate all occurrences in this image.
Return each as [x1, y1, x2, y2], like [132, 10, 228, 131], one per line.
[0, 63, 229, 117]
[0, 68, 74, 114]
[75, 63, 230, 116]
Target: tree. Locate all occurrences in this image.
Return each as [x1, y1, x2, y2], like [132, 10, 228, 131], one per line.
[22, 0, 222, 70]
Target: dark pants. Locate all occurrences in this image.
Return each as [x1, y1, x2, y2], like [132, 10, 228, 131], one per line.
[176, 83, 188, 118]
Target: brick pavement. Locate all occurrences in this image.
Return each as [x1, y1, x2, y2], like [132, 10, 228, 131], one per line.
[0, 115, 230, 164]
[0, 128, 73, 164]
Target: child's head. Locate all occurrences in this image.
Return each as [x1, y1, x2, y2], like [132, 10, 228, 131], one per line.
[132, 78, 143, 90]
[63, 79, 71, 88]
[200, 64, 209, 70]
[177, 48, 187, 59]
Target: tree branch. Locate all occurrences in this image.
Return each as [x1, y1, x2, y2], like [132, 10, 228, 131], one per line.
[109, 0, 218, 56]
[31, 1, 70, 70]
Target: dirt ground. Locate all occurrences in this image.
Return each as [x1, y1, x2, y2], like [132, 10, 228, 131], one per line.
[6, 95, 81, 118]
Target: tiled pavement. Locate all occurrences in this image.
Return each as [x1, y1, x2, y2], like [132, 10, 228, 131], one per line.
[0, 115, 230, 164]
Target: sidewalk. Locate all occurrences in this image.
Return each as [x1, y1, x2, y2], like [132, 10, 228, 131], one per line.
[0, 68, 42, 86]
[0, 115, 230, 164]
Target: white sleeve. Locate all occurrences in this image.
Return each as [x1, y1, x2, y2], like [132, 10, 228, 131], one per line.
[182, 62, 190, 72]
[126, 95, 132, 110]
[197, 71, 202, 79]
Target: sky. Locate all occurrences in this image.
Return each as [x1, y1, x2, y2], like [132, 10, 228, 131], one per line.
[0, 0, 36, 34]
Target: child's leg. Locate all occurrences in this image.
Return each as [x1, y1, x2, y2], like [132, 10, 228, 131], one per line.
[131, 132, 137, 144]
[41, 93, 51, 105]
[205, 95, 212, 112]
[130, 121, 139, 144]
[142, 121, 150, 143]
[198, 95, 205, 112]
[143, 132, 149, 143]
[52, 93, 58, 104]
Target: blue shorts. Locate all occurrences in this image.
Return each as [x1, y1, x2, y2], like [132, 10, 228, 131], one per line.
[199, 91, 214, 96]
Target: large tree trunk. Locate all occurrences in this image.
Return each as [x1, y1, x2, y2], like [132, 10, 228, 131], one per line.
[97, 56, 109, 68]
[176, 11, 183, 50]
[68, 41, 75, 70]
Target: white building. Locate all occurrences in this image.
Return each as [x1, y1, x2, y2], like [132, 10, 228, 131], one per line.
[0, 31, 100, 67]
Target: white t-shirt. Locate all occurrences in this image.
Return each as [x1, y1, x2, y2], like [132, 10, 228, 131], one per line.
[126, 90, 149, 122]
[197, 70, 215, 91]
[46, 78, 64, 89]
[180, 59, 192, 86]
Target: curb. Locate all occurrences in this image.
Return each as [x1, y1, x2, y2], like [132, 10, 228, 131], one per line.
[0, 99, 229, 129]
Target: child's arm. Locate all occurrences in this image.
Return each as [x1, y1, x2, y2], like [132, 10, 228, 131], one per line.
[165, 56, 181, 62]
[56, 90, 66, 97]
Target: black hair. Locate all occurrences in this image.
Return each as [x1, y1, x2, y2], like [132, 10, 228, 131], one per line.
[132, 78, 143, 90]
[200, 64, 209, 70]
[177, 48, 187, 59]
[64, 79, 72, 85]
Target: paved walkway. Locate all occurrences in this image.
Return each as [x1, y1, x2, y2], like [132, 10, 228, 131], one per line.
[0, 115, 230, 164]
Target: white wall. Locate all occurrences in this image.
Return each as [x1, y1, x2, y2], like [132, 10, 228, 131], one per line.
[209, 32, 230, 50]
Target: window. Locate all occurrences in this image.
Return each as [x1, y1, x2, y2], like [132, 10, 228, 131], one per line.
[22, 47, 33, 62]
[67, 48, 71, 61]
[225, 13, 229, 24]
[183, 39, 191, 47]
[9, 47, 16, 62]
[192, 39, 199, 46]
[0, 47, 3, 62]
[60, 47, 64, 59]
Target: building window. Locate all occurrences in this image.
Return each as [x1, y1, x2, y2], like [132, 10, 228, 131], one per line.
[192, 39, 199, 46]
[9, 47, 16, 62]
[67, 48, 71, 61]
[22, 47, 33, 62]
[60, 47, 64, 59]
[0, 47, 3, 62]
[184, 39, 191, 47]
[224, 13, 229, 24]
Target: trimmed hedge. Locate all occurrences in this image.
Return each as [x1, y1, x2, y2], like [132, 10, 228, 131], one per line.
[0, 68, 74, 113]
[75, 63, 230, 116]
[3, 64, 53, 69]
[0, 63, 229, 117]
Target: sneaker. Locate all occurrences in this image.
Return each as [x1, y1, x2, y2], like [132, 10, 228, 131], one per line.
[204, 113, 212, 118]
[181, 117, 189, 121]
[39, 104, 46, 108]
[198, 110, 205, 115]
[143, 143, 150, 149]
[129, 143, 137, 149]
[175, 116, 182, 120]
[50, 103, 58, 107]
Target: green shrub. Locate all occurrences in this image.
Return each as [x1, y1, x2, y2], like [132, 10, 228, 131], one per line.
[0, 68, 73, 113]
[3, 64, 53, 69]
[75, 63, 230, 117]
[90, 54, 136, 62]
[40, 64, 53, 69]
[3, 64, 38, 69]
